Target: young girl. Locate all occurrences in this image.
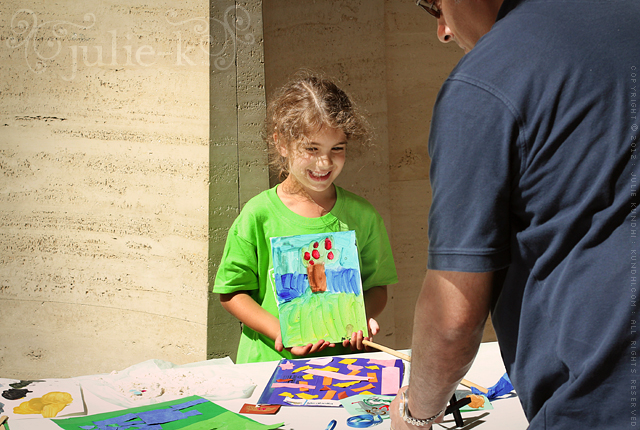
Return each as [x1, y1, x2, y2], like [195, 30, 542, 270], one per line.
[213, 73, 398, 364]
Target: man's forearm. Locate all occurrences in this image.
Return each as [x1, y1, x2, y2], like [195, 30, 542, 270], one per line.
[406, 270, 493, 421]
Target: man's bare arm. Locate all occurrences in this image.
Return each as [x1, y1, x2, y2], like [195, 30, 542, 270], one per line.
[391, 270, 495, 428]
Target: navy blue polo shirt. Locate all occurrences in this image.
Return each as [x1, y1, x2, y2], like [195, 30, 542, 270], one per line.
[427, 0, 640, 427]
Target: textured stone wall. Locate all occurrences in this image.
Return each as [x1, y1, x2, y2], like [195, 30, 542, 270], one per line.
[207, 0, 267, 362]
[384, 2, 466, 347]
[1, 0, 211, 378]
[384, 3, 496, 344]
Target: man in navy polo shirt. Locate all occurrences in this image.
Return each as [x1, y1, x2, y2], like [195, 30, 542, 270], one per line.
[391, 0, 639, 428]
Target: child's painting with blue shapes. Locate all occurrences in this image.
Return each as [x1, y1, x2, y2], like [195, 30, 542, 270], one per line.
[270, 230, 368, 347]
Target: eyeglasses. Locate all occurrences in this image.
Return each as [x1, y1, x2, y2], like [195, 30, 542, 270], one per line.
[416, 0, 441, 19]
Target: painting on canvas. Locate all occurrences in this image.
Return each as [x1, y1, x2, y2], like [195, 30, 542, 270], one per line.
[270, 230, 368, 347]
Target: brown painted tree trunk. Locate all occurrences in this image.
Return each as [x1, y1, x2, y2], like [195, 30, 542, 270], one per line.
[307, 263, 327, 293]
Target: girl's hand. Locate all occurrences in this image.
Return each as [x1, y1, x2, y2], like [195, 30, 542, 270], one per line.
[343, 318, 380, 351]
[275, 334, 334, 356]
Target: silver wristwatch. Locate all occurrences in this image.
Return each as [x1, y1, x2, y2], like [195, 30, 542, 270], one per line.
[399, 390, 444, 427]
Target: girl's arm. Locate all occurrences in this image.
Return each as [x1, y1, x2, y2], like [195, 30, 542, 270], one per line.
[343, 285, 388, 350]
[219, 291, 334, 356]
[364, 285, 388, 320]
[219, 291, 281, 340]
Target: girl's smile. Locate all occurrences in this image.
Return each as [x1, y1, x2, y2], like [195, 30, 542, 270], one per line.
[308, 169, 332, 181]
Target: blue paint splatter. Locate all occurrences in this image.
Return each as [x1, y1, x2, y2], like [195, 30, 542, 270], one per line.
[326, 268, 360, 295]
[275, 272, 308, 302]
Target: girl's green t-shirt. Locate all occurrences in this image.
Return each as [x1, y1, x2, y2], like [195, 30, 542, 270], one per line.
[213, 185, 398, 363]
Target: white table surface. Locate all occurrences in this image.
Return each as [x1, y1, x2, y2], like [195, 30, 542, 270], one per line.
[6, 342, 528, 430]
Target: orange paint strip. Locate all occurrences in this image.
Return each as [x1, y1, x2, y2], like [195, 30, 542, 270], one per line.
[367, 373, 378, 383]
[323, 390, 337, 400]
[323, 377, 333, 386]
[338, 391, 348, 400]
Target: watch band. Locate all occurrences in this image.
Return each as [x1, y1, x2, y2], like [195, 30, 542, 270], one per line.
[399, 390, 444, 427]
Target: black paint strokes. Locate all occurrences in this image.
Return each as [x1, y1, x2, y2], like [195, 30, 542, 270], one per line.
[2, 388, 32, 400]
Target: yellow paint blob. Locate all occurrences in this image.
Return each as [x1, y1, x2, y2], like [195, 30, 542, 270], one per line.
[14, 391, 73, 418]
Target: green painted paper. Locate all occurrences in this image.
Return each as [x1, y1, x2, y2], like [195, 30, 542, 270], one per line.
[51, 395, 282, 430]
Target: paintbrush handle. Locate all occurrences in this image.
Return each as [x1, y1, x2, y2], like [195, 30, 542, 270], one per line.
[363, 339, 412, 361]
[460, 379, 489, 394]
[362, 339, 489, 394]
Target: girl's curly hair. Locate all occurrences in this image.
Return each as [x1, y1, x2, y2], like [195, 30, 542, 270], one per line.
[265, 71, 371, 180]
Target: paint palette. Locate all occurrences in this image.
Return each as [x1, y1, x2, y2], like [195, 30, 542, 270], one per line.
[257, 356, 404, 407]
[270, 231, 368, 348]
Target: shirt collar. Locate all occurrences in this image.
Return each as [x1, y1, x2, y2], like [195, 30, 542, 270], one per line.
[496, 0, 527, 21]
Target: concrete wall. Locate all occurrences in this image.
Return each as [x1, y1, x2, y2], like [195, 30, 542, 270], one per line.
[1, 0, 212, 378]
[208, 0, 267, 362]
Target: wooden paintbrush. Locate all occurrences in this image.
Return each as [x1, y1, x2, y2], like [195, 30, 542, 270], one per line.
[362, 339, 489, 394]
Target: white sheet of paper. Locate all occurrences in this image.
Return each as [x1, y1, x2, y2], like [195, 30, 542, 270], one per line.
[0, 378, 85, 419]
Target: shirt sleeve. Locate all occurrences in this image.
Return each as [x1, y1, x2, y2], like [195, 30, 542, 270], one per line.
[212, 221, 260, 294]
[427, 77, 519, 272]
[359, 213, 399, 289]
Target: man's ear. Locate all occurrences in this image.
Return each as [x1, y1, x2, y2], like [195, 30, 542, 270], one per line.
[274, 133, 288, 157]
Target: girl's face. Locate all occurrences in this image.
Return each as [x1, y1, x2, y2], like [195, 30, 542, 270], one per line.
[281, 126, 347, 198]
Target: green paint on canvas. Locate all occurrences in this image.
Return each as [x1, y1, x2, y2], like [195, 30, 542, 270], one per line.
[279, 288, 367, 346]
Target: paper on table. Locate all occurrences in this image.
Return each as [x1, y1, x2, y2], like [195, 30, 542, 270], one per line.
[0, 379, 84, 420]
[380, 366, 400, 395]
[52, 395, 282, 430]
[258, 357, 405, 407]
[306, 357, 333, 366]
[339, 394, 394, 419]
[77, 358, 256, 409]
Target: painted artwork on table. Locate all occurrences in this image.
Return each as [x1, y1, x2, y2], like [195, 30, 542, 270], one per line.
[53, 395, 283, 430]
[257, 356, 404, 407]
[0, 378, 85, 419]
[270, 230, 368, 348]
